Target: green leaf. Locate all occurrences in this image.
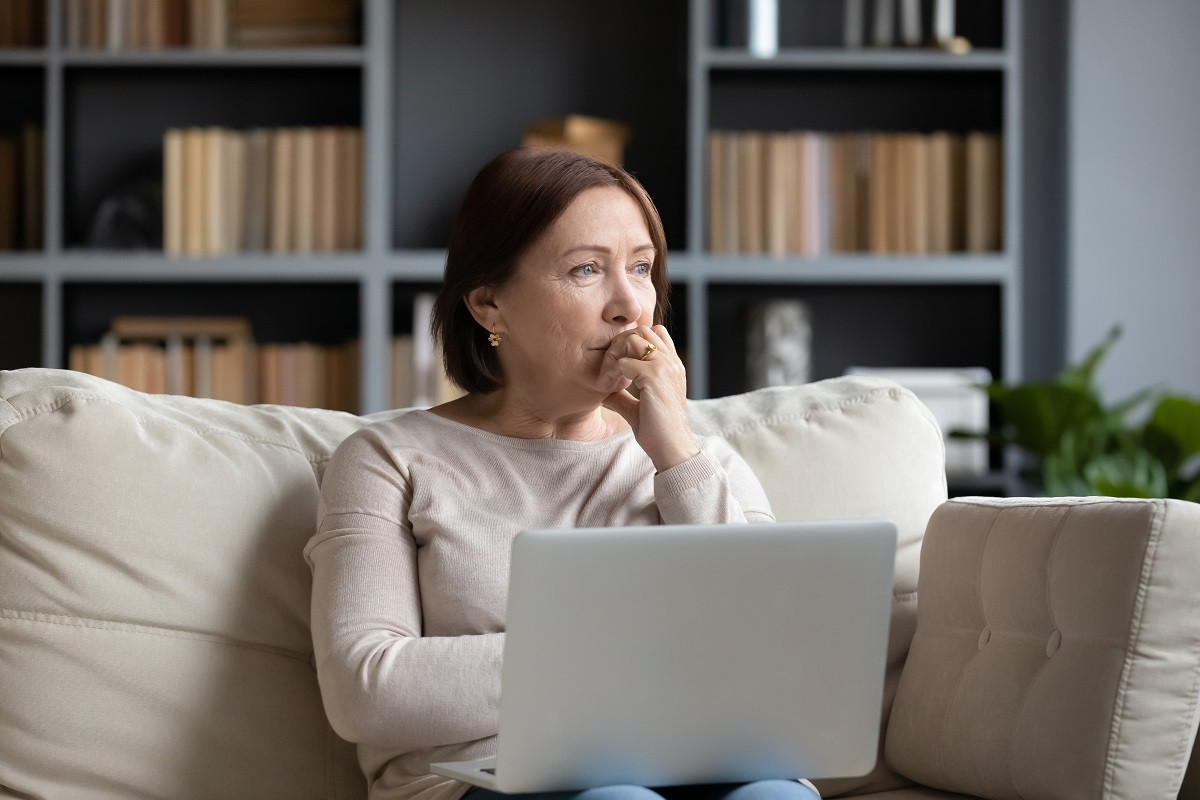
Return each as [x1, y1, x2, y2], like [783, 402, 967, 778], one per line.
[1183, 475, 1200, 504]
[1150, 395, 1200, 460]
[1082, 451, 1169, 498]
[992, 383, 1103, 457]
[1059, 325, 1121, 392]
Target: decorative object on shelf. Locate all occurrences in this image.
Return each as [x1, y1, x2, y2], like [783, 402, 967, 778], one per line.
[846, 366, 992, 476]
[0, 125, 43, 252]
[87, 178, 162, 250]
[843, 0, 864, 47]
[958, 326, 1200, 500]
[62, 0, 360, 50]
[708, 129, 1002, 257]
[522, 115, 631, 168]
[932, 0, 971, 53]
[746, 299, 812, 390]
[0, 0, 45, 47]
[746, 0, 778, 58]
[162, 125, 362, 257]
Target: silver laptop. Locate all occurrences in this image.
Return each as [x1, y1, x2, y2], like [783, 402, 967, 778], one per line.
[431, 520, 897, 794]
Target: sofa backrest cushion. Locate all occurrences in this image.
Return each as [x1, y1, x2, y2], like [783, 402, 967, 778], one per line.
[688, 379, 947, 796]
[0, 369, 945, 799]
[886, 496, 1200, 800]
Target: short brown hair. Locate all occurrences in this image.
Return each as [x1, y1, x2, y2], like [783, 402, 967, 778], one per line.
[432, 147, 670, 395]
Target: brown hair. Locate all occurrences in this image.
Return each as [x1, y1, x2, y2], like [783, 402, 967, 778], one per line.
[432, 146, 670, 395]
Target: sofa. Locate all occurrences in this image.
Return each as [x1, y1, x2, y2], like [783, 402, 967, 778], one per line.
[1, 367, 1199, 800]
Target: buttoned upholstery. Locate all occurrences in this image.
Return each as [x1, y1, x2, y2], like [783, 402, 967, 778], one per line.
[886, 497, 1200, 800]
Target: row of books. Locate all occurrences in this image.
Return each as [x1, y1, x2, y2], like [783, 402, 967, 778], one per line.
[0, 125, 44, 252]
[707, 130, 1002, 257]
[63, 0, 358, 50]
[163, 126, 363, 257]
[0, 0, 45, 46]
[67, 317, 361, 411]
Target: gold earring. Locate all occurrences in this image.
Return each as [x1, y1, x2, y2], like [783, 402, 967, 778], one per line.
[488, 325, 502, 347]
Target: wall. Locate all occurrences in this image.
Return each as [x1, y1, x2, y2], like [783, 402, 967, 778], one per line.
[1067, 0, 1200, 401]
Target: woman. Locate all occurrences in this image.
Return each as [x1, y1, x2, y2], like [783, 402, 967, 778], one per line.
[305, 148, 819, 800]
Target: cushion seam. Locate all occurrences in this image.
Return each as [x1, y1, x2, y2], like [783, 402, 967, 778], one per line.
[0, 391, 335, 465]
[0, 607, 313, 665]
[695, 387, 920, 438]
[1102, 499, 1164, 797]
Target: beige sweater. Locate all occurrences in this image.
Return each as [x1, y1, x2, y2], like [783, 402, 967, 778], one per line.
[305, 410, 775, 800]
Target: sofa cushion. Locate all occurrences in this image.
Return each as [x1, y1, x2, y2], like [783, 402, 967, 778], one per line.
[688, 380, 947, 796]
[0, 369, 945, 799]
[0, 368, 373, 799]
[886, 496, 1200, 800]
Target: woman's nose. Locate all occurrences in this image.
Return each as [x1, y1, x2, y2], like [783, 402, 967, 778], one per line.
[604, 272, 643, 324]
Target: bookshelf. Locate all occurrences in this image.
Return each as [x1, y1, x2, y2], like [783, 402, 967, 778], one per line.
[0, 0, 1022, 421]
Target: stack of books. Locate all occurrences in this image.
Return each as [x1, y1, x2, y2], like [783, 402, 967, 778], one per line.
[707, 130, 1002, 257]
[67, 316, 360, 412]
[0, 125, 43, 252]
[0, 0, 45, 46]
[162, 126, 363, 257]
[63, 0, 359, 50]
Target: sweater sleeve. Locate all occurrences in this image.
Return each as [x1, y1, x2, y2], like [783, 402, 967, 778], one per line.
[304, 427, 504, 751]
[652, 436, 776, 524]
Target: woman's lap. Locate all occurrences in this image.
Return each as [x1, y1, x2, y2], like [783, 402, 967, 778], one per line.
[464, 778, 820, 800]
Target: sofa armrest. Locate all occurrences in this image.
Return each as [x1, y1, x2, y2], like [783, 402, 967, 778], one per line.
[884, 496, 1200, 800]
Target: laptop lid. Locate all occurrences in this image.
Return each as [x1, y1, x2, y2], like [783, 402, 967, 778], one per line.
[488, 520, 897, 794]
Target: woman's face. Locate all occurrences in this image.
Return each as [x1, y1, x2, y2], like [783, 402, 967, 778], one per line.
[491, 185, 658, 400]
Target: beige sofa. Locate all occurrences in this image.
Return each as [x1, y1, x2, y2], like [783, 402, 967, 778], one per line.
[1, 367, 1199, 800]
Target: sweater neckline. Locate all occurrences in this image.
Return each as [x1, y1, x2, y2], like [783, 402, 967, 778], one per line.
[412, 408, 637, 451]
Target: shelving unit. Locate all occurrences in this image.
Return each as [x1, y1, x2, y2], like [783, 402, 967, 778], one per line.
[1, 0, 1021, 419]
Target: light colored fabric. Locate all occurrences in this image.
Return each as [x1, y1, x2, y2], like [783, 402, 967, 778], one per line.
[0, 369, 944, 799]
[305, 411, 775, 800]
[886, 496, 1200, 800]
[0, 368, 372, 799]
[688, 381, 947, 797]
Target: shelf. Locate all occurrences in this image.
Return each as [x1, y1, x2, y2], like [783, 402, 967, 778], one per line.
[679, 253, 1013, 283]
[0, 50, 47, 66]
[58, 48, 368, 68]
[703, 48, 1011, 72]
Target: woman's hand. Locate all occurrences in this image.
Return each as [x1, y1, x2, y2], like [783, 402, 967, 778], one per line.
[601, 324, 700, 473]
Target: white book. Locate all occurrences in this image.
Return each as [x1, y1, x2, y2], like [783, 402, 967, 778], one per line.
[411, 293, 437, 408]
[843, 0, 864, 48]
[872, 0, 894, 47]
[934, 0, 955, 43]
[900, 0, 921, 46]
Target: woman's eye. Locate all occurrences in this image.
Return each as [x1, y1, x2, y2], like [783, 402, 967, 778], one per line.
[633, 262, 651, 276]
[572, 263, 596, 276]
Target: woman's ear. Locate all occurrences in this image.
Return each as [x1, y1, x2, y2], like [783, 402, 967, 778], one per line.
[464, 286, 499, 331]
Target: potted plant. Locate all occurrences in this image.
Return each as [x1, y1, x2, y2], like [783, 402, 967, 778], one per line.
[958, 326, 1200, 499]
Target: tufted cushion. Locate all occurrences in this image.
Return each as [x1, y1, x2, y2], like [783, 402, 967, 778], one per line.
[0, 369, 944, 799]
[886, 496, 1200, 800]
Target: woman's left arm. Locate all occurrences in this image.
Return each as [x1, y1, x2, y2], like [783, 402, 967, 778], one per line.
[652, 437, 776, 525]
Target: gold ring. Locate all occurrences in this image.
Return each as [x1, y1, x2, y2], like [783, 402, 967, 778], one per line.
[640, 342, 657, 361]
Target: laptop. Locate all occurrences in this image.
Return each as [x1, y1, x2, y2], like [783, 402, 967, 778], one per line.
[431, 520, 897, 794]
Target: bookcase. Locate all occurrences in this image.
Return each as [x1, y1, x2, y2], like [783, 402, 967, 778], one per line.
[0, 0, 1021, 427]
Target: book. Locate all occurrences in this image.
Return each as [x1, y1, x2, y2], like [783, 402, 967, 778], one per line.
[242, 128, 271, 252]
[707, 131, 723, 254]
[270, 127, 295, 253]
[926, 131, 953, 254]
[231, 0, 359, 47]
[163, 128, 185, 255]
[204, 127, 226, 255]
[764, 132, 789, 258]
[313, 126, 337, 252]
[292, 127, 316, 253]
[336, 127, 361, 250]
[182, 127, 207, 257]
[738, 132, 764, 255]
[0, 136, 15, 251]
[965, 131, 1002, 252]
[719, 131, 740, 253]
